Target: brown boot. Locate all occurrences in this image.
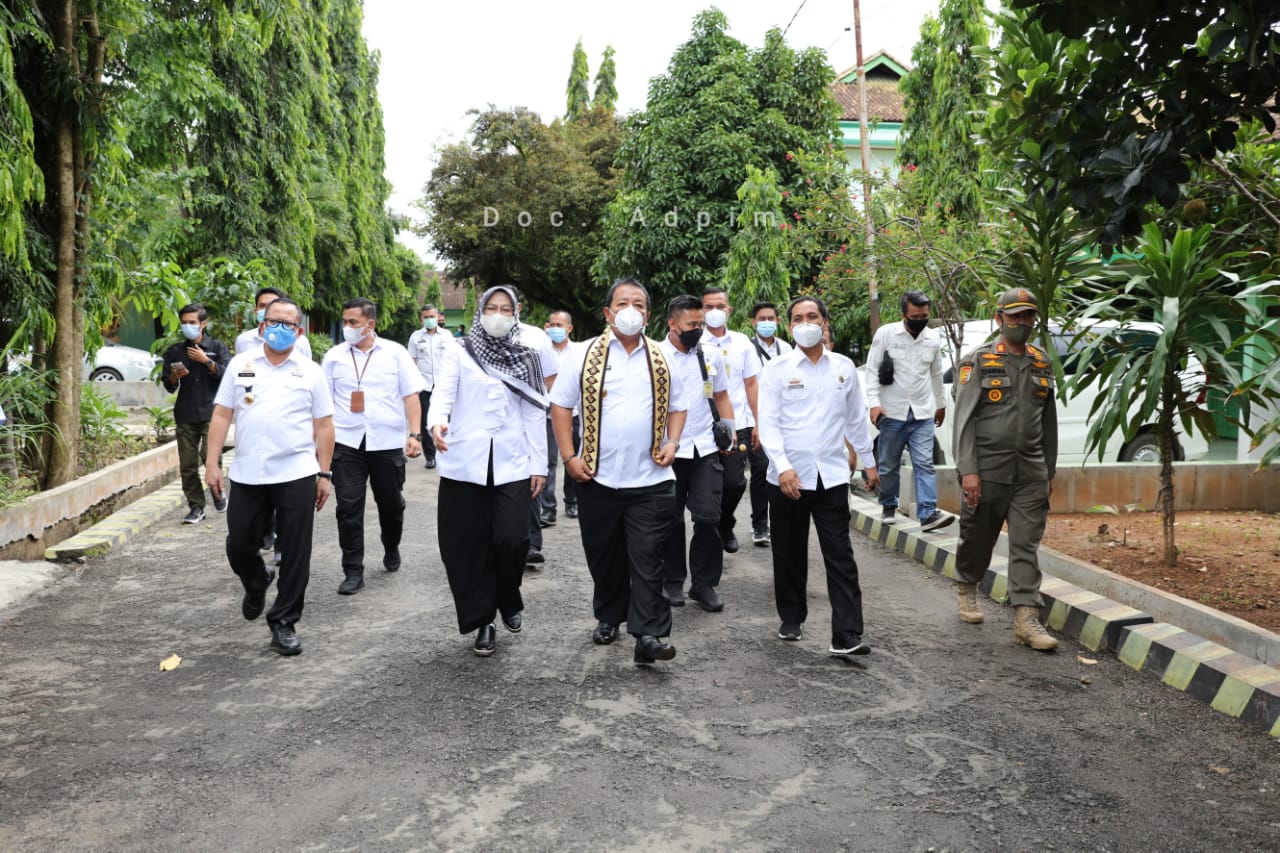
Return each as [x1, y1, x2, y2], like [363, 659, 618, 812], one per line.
[956, 583, 984, 624]
[1013, 605, 1059, 651]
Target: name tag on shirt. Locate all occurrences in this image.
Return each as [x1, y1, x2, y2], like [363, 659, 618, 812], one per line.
[786, 378, 805, 391]
[703, 381, 714, 399]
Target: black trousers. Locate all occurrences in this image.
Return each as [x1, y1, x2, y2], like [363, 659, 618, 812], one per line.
[176, 421, 215, 510]
[663, 452, 724, 593]
[577, 479, 676, 638]
[417, 390, 436, 459]
[538, 416, 581, 512]
[332, 440, 407, 576]
[438, 473, 529, 634]
[767, 479, 864, 636]
[748, 442, 769, 532]
[226, 475, 316, 627]
[718, 427, 752, 537]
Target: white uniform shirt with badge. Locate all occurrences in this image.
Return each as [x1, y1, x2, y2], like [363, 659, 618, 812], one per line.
[235, 327, 312, 358]
[752, 334, 793, 364]
[214, 347, 334, 485]
[549, 335, 688, 489]
[426, 344, 548, 486]
[406, 327, 455, 392]
[322, 336, 426, 451]
[863, 321, 946, 420]
[547, 340, 584, 416]
[517, 322, 560, 383]
[700, 328, 760, 427]
[657, 337, 728, 460]
[757, 347, 875, 491]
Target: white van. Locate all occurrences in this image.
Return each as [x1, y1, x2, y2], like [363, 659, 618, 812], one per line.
[924, 318, 1211, 466]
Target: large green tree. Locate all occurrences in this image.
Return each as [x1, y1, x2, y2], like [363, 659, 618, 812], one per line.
[566, 39, 591, 121]
[592, 45, 617, 112]
[592, 10, 844, 309]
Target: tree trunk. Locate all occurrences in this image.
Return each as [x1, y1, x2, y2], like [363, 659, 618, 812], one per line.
[1159, 372, 1178, 567]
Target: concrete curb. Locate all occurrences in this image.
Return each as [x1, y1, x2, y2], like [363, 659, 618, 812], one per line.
[44, 481, 188, 561]
[848, 491, 1280, 739]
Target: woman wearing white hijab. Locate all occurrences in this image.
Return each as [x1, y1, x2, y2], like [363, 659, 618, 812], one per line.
[428, 285, 548, 656]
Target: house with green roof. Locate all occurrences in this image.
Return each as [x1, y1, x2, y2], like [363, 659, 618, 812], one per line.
[830, 50, 909, 179]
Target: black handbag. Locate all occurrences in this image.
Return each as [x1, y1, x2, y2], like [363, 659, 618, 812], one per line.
[695, 347, 734, 452]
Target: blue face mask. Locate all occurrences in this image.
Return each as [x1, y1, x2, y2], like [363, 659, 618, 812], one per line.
[546, 327, 568, 344]
[180, 323, 201, 341]
[423, 317, 438, 330]
[263, 322, 298, 352]
[756, 320, 778, 339]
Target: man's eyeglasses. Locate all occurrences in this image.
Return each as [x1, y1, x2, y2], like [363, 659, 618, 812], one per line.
[265, 320, 300, 331]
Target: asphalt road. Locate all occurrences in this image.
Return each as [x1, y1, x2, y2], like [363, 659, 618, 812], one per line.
[1, 464, 1278, 851]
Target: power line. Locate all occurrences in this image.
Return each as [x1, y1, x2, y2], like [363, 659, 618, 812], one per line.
[782, 0, 810, 38]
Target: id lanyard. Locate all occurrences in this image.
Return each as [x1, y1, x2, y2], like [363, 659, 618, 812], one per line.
[349, 346, 374, 412]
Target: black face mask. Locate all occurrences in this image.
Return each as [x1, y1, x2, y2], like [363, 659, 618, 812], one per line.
[904, 317, 929, 336]
[677, 328, 704, 351]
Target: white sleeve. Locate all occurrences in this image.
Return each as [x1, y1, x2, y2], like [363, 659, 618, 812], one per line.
[428, 346, 460, 428]
[213, 354, 242, 409]
[864, 327, 887, 408]
[397, 346, 427, 397]
[843, 363, 875, 465]
[549, 345, 583, 410]
[756, 361, 790, 474]
[311, 365, 335, 418]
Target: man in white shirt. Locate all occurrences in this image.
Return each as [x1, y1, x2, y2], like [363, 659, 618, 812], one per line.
[538, 310, 582, 523]
[700, 286, 760, 555]
[234, 287, 313, 359]
[406, 302, 454, 469]
[865, 290, 953, 533]
[324, 297, 426, 595]
[551, 278, 688, 666]
[658, 295, 735, 612]
[758, 296, 880, 658]
[206, 297, 335, 656]
[746, 300, 793, 547]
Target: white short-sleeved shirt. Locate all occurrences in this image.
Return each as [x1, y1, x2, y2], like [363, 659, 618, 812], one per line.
[516, 322, 559, 381]
[322, 336, 426, 451]
[426, 345, 548, 486]
[549, 336, 687, 489]
[214, 347, 334, 485]
[863, 321, 946, 420]
[547, 340, 583, 416]
[700, 328, 760, 427]
[235, 327, 312, 358]
[658, 337, 728, 460]
[757, 347, 875, 491]
[406, 327, 455, 392]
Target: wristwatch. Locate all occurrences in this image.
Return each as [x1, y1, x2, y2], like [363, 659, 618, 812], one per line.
[663, 439, 680, 451]
[317, 471, 333, 480]
[408, 432, 424, 441]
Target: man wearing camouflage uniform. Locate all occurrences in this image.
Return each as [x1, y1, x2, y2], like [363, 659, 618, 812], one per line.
[951, 288, 1059, 651]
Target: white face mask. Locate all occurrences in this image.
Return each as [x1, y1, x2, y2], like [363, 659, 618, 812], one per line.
[611, 306, 646, 337]
[792, 323, 823, 349]
[343, 324, 370, 345]
[480, 313, 516, 338]
[703, 308, 727, 329]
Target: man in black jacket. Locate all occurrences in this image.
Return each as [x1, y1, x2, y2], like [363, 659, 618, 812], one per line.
[162, 303, 232, 523]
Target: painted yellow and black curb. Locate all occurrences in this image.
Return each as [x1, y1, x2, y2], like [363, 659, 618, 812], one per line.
[849, 494, 1151, 652]
[44, 482, 187, 561]
[849, 492, 1280, 739]
[1118, 623, 1280, 738]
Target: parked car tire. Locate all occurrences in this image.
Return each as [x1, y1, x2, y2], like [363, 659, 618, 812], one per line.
[1119, 430, 1184, 463]
[89, 367, 124, 382]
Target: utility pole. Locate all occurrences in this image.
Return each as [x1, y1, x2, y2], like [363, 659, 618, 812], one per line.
[853, 0, 880, 332]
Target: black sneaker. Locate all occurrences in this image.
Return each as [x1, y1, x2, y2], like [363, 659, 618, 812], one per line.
[526, 548, 545, 566]
[212, 488, 228, 513]
[269, 624, 302, 656]
[565, 502, 579, 519]
[829, 632, 870, 656]
[778, 622, 803, 641]
[751, 527, 770, 547]
[539, 509, 556, 527]
[424, 457, 436, 469]
[182, 507, 205, 525]
[880, 506, 897, 525]
[920, 510, 956, 532]
[722, 532, 739, 554]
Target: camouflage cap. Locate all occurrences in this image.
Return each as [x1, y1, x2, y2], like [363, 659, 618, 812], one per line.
[997, 288, 1038, 314]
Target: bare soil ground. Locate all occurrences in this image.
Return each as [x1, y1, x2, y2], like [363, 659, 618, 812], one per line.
[1043, 510, 1280, 633]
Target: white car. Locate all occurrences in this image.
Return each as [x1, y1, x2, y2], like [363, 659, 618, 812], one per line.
[921, 318, 1210, 466]
[83, 342, 163, 382]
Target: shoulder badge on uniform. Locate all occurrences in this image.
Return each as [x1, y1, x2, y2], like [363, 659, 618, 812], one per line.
[959, 364, 973, 385]
[1027, 343, 1043, 358]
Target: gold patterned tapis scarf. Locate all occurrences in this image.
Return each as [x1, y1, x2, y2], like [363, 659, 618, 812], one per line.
[578, 329, 671, 476]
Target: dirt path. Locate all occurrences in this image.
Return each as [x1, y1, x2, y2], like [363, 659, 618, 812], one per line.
[1, 469, 1277, 850]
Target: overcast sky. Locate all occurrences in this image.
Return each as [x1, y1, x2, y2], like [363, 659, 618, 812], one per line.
[362, 0, 943, 262]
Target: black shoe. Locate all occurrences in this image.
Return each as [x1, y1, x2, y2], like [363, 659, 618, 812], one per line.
[383, 547, 401, 572]
[474, 624, 497, 656]
[182, 507, 205, 525]
[752, 527, 770, 547]
[663, 586, 686, 607]
[920, 510, 956, 532]
[269, 624, 301, 656]
[212, 490, 228, 513]
[337, 574, 365, 595]
[526, 548, 545, 566]
[829, 632, 870, 656]
[688, 587, 724, 612]
[722, 532, 739, 554]
[241, 566, 276, 621]
[881, 506, 898, 525]
[778, 622, 803, 641]
[501, 611, 523, 633]
[424, 457, 436, 469]
[565, 502, 579, 519]
[634, 635, 677, 664]
[539, 509, 556, 528]
[591, 622, 617, 645]
[261, 532, 276, 552]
